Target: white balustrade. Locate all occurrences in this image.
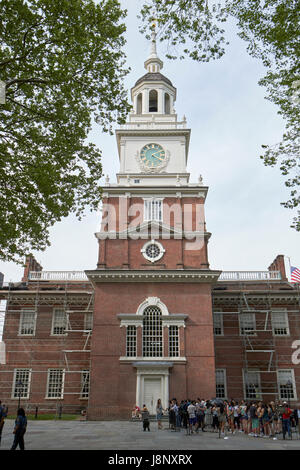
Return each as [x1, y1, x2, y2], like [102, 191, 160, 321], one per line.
[28, 271, 88, 281]
[219, 271, 281, 281]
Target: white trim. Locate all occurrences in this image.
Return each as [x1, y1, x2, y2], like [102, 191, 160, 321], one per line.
[277, 369, 297, 401]
[239, 313, 256, 336]
[51, 308, 68, 336]
[271, 309, 290, 336]
[213, 309, 224, 336]
[11, 368, 32, 400]
[243, 369, 262, 400]
[18, 309, 37, 336]
[215, 368, 227, 399]
[45, 368, 65, 399]
[141, 239, 165, 263]
[136, 297, 169, 316]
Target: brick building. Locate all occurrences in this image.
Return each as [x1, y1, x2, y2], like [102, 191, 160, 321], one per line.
[0, 34, 299, 419]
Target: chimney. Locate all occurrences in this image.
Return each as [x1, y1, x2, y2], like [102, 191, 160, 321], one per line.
[22, 255, 43, 282]
[268, 254, 287, 281]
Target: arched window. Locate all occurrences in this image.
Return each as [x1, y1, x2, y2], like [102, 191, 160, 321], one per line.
[164, 93, 170, 114]
[137, 93, 142, 114]
[142, 306, 162, 357]
[149, 89, 158, 112]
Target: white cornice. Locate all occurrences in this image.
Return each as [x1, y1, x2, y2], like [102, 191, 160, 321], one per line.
[85, 269, 221, 284]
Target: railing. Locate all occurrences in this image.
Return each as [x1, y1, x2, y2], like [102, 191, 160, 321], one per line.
[219, 271, 281, 281]
[29, 271, 88, 281]
[28, 270, 282, 282]
[119, 120, 187, 130]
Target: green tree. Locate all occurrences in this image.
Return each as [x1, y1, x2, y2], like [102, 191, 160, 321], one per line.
[0, 0, 131, 263]
[140, 0, 300, 230]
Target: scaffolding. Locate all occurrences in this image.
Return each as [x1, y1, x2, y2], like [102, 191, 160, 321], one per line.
[0, 278, 94, 412]
[213, 281, 300, 403]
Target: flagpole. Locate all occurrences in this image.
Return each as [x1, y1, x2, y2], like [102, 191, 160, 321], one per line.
[286, 256, 292, 282]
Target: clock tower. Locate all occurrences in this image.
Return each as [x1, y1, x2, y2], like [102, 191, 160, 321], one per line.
[86, 31, 221, 420]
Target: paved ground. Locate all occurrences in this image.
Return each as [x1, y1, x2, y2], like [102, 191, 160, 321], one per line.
[1, 419, 300, 450]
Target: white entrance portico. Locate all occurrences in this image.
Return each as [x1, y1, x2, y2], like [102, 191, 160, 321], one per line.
[133, 362, 172, 414]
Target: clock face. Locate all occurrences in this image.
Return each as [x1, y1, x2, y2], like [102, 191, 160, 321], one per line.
[140, 143, 166, 169]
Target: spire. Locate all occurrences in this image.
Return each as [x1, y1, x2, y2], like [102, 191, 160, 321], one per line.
[144, 23, 163, 73]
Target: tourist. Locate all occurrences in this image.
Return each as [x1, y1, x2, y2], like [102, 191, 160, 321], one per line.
[10, 408, 27, 450]
[187, 400, 197, 434]
[156, 399, 164, 430]
[211, 405, 219, 432]
[282, 402, 292, 439]
[141, 405, 150, 432]
[217, 402, 227, 436]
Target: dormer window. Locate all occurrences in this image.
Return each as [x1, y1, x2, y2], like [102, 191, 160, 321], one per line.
[149, 89, 158, 112]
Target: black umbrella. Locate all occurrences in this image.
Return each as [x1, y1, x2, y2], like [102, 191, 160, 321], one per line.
[210, 398, 224, 405]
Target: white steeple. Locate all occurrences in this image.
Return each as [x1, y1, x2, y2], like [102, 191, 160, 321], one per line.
[144, 27, 163, 73]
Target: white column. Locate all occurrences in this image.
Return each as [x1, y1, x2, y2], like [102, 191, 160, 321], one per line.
[136, 373, 141, 408]
[164, 373, 169, 410]
[157, 88, 163, 114]
[142, 89, 149, 114]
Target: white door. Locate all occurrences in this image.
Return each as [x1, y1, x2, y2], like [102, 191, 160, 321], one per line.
[143, 378, 162, 414]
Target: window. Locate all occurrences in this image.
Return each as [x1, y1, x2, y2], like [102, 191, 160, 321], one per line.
[169, 325, 179, 357]
[52, 309, 67, 335]
[144, 199, 163, 222]
[277, 370, 296, 400]
[46, 369, 65, 398]
[213, 311, 223, 336]
[240, 313, 256, 335]
[216, 369, 226, 399]
[126, 326, 137, 357]
[149, 89, 158, 112]
[141, 240, 165, 263]
[271, 309, 289, 336]
[84, 313, 93, 332]
[164, 93, 170, 114]
[143, 306, 163, 357]
[12, 369, 31, 399]
[137, 93, 142, 114]
[81, 370, 90, 399]
[19, 309, 36, 335]
[243, 370, 261, 400]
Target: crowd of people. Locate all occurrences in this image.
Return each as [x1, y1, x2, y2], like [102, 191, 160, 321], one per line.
[135, 398, 300, 439]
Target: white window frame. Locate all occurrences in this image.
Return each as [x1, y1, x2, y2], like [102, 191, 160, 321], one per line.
[213, 310, 224, 336]
[141, 239, 165, 263]
[51, 308, 67, 336]
[243, 370, 262, 400]
[142, 305, 163, 358]
[46, 368, 65, 399]
[143, 198, 163, 222]
[277, 369, 297, 401]
[168, 325, 179, 357]
[215, 369, 227, 399]
[18, 309, 36, 336]
[271, 309, 290, 336]
[12, 368, 32, 399]
[80, 370, 90, 399]
[84, 312, 93, 334]
[239, 313, 256, 336]
[126, 325, 137, 357]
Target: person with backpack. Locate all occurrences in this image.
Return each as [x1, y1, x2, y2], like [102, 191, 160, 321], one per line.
[11, 408, 27, 450]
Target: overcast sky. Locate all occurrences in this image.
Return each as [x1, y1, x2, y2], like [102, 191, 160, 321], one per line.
[0, 0, 299, 285]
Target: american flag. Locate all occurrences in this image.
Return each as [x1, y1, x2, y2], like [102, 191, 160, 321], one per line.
[291, 266, 300, 283]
